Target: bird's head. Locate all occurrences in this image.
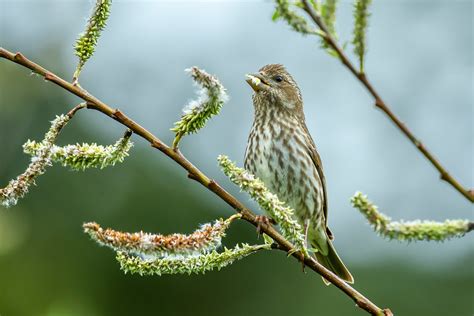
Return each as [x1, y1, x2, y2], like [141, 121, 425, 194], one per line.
[246, 64, 303, 114]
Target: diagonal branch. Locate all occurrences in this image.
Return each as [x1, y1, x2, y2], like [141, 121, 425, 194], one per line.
[0, 47, 391, 316]
[300, 0, 473, 203]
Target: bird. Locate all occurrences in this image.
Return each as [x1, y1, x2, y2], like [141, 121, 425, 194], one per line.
[244, 64, 354, 284]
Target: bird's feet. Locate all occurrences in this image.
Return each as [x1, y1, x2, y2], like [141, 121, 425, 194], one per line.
[300, 254, 306, 273]
[255, 215, 276, 234]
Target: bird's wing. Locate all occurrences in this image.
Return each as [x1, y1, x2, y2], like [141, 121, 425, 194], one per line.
[299, 120, 333, 239]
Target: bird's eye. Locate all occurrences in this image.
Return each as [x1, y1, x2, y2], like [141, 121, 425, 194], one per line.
[274, 75, 283, 82]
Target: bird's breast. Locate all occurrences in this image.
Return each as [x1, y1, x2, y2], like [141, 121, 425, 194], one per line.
[244, 116, 324, 222]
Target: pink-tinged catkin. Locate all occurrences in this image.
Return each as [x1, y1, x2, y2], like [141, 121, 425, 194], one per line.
[83, 214, 241, 257]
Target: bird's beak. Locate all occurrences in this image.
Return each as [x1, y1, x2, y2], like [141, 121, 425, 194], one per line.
[245, 73, 270, 92]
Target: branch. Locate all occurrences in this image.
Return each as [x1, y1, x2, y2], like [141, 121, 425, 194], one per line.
[0, 47, 391, 316]
[298, 0, 473, 203]
[352, 192, 473, 241]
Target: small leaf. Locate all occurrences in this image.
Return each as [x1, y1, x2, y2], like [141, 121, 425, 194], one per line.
[272, 10, 281, 21]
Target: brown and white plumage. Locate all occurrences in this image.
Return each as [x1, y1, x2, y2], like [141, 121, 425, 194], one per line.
[244, 64, 353, 283]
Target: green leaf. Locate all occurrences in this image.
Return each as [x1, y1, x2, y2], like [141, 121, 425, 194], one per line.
[272, 10, 281, 21]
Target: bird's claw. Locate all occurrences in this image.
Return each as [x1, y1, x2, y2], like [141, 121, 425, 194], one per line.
[300, 252, 306, 273]
[255, 215, 275, 235]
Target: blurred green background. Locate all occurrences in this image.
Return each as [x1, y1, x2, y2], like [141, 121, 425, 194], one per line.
[0, 1, 473, 315]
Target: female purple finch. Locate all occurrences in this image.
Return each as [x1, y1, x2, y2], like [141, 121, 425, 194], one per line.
[244, 64, 354, 283]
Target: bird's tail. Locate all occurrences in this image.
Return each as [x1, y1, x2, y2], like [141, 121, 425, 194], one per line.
[313, 238, 354, 284]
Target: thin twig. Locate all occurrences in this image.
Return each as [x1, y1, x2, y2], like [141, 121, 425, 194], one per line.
[0, 47, 391, 315]
[300, 0, 473, 203]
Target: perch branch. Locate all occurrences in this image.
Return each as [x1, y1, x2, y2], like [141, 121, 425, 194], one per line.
[0, 47, 391, 316]
[300, 0, 473, 203]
